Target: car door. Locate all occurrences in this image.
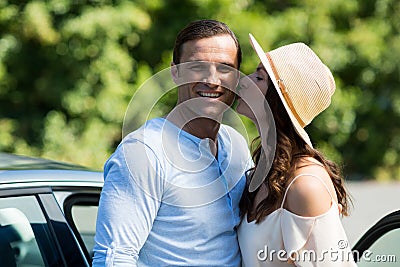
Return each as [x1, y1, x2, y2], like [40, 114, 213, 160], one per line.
[352, 210, 400, 266]
[0, 187, 89, 267]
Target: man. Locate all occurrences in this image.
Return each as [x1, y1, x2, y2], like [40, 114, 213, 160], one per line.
[92, 20, 251, 266]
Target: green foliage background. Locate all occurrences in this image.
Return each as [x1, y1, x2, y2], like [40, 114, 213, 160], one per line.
[1, 0, 399, 180]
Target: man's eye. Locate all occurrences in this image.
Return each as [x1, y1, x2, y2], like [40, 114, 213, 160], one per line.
[217, 66, 234, 74]
[256, 76, 263, 81]
[189, 65, 205, 71]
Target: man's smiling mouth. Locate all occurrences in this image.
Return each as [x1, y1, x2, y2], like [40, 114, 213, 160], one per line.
[198, 92, 222, 98]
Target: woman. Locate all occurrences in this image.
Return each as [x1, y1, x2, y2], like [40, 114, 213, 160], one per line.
[236, 34, 357, 266]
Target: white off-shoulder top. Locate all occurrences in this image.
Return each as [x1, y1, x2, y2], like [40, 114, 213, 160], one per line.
[238, 174, 358, 266]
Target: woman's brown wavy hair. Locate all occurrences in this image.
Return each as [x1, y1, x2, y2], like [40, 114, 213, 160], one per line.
[240, 76, 351, 223]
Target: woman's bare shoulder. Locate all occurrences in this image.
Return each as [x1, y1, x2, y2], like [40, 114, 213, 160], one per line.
[284, 159, 337, 217]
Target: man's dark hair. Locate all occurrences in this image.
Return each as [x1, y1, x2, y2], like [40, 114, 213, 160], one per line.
[173, 19, 242, 69]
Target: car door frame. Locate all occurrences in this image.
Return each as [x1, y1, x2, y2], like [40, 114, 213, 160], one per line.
[61, 189, 101, 265]
[352, 210, 400, 263]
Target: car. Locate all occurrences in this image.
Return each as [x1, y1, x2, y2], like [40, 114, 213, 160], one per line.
[0, 152, 102, 267]
[0, 153, 398, 266]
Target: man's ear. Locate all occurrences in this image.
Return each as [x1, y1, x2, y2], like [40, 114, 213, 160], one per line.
[171, 62, 179, 85]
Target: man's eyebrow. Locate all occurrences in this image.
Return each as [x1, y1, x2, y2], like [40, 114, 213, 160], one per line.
[184, 60, 237, 69]
[220, 62, 237, 68]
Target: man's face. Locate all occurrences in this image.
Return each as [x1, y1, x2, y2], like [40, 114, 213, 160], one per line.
[172, 34, 239, 119]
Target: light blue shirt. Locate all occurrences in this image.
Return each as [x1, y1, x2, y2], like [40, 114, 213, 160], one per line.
[93, 118, 251, 266]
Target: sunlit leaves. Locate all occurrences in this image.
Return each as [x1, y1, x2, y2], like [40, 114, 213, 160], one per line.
[62, 1, 150, 40]
[23, 1, 60, 45]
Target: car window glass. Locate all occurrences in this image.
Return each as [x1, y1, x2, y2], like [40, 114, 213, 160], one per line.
[0, 196, 47, 267]
[71, 205, 98, 258]
[357, 228, 399, 266]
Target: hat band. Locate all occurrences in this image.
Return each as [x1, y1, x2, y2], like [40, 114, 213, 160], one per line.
[265, 53, 306, 128]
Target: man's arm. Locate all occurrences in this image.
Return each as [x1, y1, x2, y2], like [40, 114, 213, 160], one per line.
[92, 139, 164, 266]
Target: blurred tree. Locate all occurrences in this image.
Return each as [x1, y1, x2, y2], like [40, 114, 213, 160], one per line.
[0, 0, 399, 180]
[0, 0, 151, 168]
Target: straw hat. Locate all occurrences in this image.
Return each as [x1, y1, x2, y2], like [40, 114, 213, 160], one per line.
[249, 34, 335, 148]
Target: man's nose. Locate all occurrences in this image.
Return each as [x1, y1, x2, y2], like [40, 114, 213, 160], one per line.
[203, 65, 221, 86]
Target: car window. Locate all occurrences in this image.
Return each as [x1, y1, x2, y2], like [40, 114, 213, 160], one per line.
[357, 228, 399, 266]
[71, 204, 98, 258]
[0, 195, 61, 267]
[62, 193, 100, 264]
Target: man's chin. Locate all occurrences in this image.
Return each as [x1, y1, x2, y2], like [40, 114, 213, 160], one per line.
[189, 107, 226, 121]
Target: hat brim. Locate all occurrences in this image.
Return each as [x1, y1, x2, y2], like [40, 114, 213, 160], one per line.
[249, 34, 313, 148]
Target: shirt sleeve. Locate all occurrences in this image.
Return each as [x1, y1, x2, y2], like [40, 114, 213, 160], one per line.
[281, 205, 358, 267]
[92, 138, 164, 267]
